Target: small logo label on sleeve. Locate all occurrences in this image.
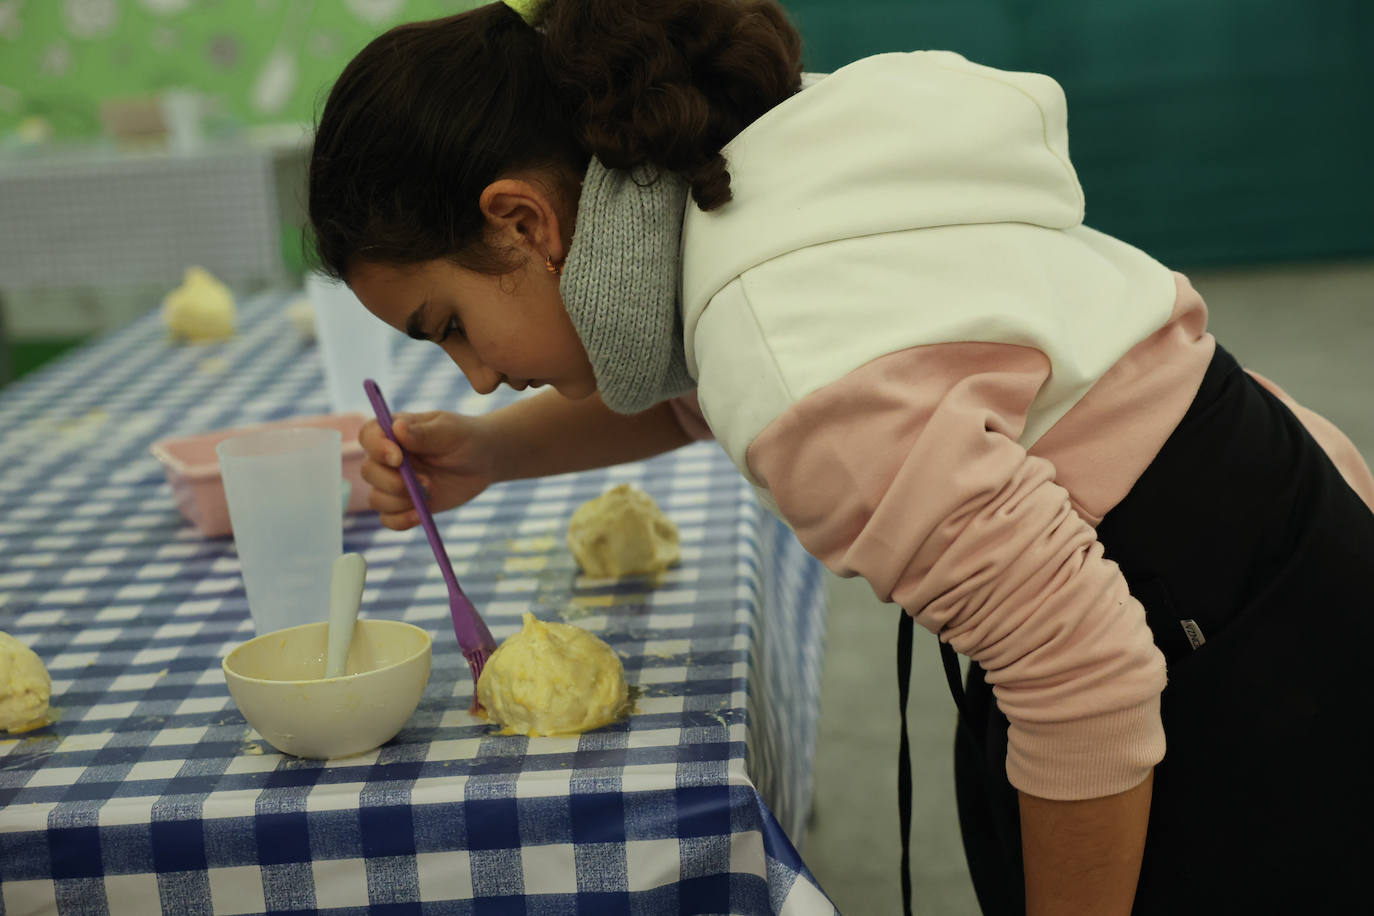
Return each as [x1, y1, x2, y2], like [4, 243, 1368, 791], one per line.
[1179, 619, 1206, 650]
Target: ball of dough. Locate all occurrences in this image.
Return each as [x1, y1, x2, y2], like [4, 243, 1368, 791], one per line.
[476, 612, 628, 737]
[163, 266, 236, 343]
[0, 631, 51, 733]
[567, 483, 679, 578]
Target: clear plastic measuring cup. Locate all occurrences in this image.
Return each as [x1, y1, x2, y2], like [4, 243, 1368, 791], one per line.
[216, 427, 342, 634]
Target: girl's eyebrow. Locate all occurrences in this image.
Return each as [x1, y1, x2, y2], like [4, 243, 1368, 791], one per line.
[404, 302, 432, 341]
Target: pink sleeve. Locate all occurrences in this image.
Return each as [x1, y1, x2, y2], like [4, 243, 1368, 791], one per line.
[1245, 370, 1374, 510]
[747, 343, 1167, 800]
[667, 391, 714, 441]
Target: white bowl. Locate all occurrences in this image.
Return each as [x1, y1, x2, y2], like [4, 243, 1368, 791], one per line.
[223, 619, 432, 759]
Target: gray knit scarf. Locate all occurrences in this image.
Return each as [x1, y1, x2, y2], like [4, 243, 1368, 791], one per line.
[559, 159, 696, 415]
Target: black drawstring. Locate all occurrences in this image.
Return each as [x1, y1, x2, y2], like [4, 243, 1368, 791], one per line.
[897, 610, 915, 916]
[940, 638, 984, 771]
[940, 640, 970, 725]
[900, 615, 982, 916]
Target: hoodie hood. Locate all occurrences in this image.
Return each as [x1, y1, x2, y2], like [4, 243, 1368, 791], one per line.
[679, 51, 1178, 477]
[682, 51, 1088, 318]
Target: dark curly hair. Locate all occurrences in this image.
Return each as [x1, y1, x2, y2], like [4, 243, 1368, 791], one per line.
[307, 0, 802, 281]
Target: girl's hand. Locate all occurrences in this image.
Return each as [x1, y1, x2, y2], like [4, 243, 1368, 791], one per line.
[358, 410, 499, 530]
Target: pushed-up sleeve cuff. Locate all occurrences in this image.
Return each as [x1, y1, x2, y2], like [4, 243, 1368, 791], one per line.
[1005, 692, 1165, 800]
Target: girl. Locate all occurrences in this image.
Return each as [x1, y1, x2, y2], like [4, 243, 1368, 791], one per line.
[308, 1, 1374, 912]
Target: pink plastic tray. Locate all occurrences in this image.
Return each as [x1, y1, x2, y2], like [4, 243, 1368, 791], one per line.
[149, 413, 372, 537]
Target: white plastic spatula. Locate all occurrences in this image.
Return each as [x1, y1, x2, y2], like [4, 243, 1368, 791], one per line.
[325, 553, 367, 678]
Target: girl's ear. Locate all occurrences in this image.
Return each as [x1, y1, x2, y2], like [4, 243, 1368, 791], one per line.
[478, 177, 567, 266]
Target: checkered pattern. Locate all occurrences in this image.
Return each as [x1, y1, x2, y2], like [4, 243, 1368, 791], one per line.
[0, 295, 836, 915]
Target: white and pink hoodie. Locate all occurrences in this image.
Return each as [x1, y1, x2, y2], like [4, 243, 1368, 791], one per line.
[669, 51, 1374, 801]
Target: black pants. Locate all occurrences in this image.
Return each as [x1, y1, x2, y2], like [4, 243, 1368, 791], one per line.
[952, 345, 1374, 915]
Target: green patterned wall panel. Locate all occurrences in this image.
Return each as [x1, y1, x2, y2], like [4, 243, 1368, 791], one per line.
[0, 0, 480, 137]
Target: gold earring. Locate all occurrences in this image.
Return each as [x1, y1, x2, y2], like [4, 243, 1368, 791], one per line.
[545, 254, 563, 276]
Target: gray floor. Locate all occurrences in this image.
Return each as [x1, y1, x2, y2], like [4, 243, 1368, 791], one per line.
[803, 259, 1374, 915]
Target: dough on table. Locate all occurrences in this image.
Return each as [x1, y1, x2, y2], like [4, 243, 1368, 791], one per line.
[476, 612, 628, 737]
[163, 266, 236, 343]
[567, 483, 679, 578]
[0, 631, 51, 733]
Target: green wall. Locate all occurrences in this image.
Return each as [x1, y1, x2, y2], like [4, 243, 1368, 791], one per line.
[0, 0, 480, 139]
[785, 0, 1374, 266]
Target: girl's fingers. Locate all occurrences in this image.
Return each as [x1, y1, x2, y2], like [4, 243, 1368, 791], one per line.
[379, 509, 420, 531]
[369, 488, 414, 515]
[359, 420, 404, 468]
[359, 458, 409, 497]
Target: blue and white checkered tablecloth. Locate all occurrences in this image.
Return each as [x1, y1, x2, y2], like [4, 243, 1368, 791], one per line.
[0, 295, 836, 915]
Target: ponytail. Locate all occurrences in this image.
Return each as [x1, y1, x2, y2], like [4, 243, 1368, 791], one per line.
[308, 0, 801, 280]
[536, 0, 802, 210]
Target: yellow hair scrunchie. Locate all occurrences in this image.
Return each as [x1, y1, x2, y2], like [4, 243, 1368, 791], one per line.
[503, 0, 540, 25]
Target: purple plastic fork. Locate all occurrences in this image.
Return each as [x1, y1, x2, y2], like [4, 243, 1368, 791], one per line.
[364, 379, 495, 710]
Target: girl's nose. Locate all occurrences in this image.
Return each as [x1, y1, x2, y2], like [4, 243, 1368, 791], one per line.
[452, 351, 501, 395]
